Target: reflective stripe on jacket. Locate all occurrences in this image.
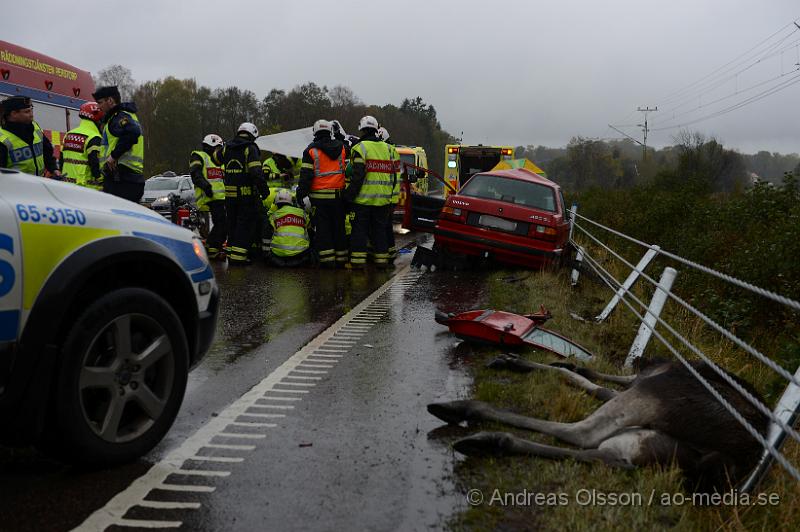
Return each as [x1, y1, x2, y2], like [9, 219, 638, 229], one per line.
[102, 110, 144, 173]
[192, 150, 226, 210]
[309, 146, 346, 194]
[350, 140, 398, 206]
[0, 122, 45, 175]
[269, 204, 310, 257]
[61, 119, 102, 188]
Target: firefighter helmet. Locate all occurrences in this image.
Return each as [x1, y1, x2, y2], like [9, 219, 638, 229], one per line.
[275, 189, 293, 205]
[358, 115, 379, 131]
[237, 122, 259, 138]
[313, 119, 332, 135]
[78, 101, 104, 122]
[202, 134, 224, 148]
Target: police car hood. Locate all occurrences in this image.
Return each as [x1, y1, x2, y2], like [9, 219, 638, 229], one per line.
[40, 176, 190, 237]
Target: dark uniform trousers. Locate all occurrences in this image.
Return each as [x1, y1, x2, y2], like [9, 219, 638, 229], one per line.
[104, 179, 145, 203]
[225, 185, 259, 263]
[311, 194, 348, 267]
[206, 200, 227, 255]
[350, 204, 391, 267]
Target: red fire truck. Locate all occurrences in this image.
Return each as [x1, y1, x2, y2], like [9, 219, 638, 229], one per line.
[0, 40, 95, 157]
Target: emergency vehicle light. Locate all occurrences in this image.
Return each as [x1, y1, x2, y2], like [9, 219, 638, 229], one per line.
[448, 147, 459, 154]
[501, 148, 513, 156]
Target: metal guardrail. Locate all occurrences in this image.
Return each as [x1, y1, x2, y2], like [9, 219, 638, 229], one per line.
[566, 205, 800, 492]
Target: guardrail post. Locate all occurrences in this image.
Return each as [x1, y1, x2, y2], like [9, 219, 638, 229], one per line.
[568, 203, 578, 242]
[741, 365, 800, 493]
[571, 246, 584, 286]
[624, 266, 677, 367]
[595, 246, 661, 322]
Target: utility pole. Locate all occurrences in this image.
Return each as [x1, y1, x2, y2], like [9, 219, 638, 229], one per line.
[636, 106, 657, 160]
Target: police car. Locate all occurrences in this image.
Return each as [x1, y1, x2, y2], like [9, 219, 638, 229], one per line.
[0, 168, 218, 465]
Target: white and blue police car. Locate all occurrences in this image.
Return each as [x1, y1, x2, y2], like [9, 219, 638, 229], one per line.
[0, 168, 218, 465]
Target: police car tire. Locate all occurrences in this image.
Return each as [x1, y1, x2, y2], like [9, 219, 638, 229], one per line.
[46, 287, 189, 466]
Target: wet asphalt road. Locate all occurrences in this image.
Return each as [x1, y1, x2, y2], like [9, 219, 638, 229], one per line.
[0, 233, 496, 531]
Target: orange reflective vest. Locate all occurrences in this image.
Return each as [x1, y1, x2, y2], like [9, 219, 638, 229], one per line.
[309, 147, 346, 192]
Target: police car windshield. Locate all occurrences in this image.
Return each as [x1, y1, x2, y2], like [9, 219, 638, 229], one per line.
[145, 179, 180, 191]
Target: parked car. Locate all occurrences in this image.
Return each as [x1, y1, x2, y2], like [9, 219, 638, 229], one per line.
[142, 175, 195, 218]
[404, 168, 570, 268]
[0, 168, 218, 465]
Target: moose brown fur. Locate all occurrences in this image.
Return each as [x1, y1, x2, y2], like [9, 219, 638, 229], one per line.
[428, 355, 770, 492]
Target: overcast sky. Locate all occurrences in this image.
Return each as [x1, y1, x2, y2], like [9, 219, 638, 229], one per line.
[6, 0, 799, 154]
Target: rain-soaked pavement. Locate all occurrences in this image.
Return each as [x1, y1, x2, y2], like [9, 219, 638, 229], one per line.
[0, 233, 498, 531]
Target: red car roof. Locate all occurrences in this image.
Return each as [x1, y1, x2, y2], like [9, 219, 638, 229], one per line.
[480, 168, 558, 189]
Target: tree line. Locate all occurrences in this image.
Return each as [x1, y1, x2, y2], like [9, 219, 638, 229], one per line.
[94, 65, 454, 179]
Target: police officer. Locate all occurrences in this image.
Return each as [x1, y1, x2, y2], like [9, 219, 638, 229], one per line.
[92, 85, 145, 202]
[214, 122, 268, 265]
[343, 115, 398, 269]
[0, 96, 60, 177]
[377, 126, 402, 263]
[190, 134, 227, 259]
[297, 119, 348, 268]
[61, 101, 104, 189]
[267, 189, 311, 267]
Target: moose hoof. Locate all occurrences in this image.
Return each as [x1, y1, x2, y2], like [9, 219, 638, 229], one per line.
[427, 400, 480, 425]
[454, 431, 515, 456]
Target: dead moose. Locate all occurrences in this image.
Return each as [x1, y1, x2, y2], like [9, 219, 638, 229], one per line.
[428, 355, 770, 492]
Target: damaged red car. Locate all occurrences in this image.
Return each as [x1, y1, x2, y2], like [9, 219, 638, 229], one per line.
[404, 168, 570, 268]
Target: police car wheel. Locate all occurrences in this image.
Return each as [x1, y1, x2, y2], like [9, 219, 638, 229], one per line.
[48, 287, 189, 465]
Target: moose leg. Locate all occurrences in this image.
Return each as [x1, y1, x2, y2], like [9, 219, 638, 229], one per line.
[428, 393, 657, 449]
[549, 362, 637, 386]
[488, 355, 617, 402]
[453, 431, 635, 469]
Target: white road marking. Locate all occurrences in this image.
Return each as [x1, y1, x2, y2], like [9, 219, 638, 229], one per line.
[188, 455, 245, 463]
[267, 388, 310, 393]
[215, 433, 266, 440]
[203, 443, 256, 451]
[173, 469, 231, 477]
[156, 484, 215, 493]
[274, 382, 316, 387]
[137, 501, 202, 510]
[238, 412, 286, 418]
[297, 363, 335, 369]
[114, 518, 181, 529]
[290, 369, 327, 375]
[249, 404, 295, 409]
[283, 375, 323, 381]
[259, 396, 302, 401]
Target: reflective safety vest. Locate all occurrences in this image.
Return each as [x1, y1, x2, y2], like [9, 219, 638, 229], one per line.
[192, 150, 226, 211]
[262, 157, 283, 189]
[351, 140, 399, 206]
[102, 110, 144, 173]
[61, 119, 103, 189]
[389, 145, 401, 204]
[309, 147, 346, 199]
[269, 204, 310, 257]
[0, 122, 45, 175]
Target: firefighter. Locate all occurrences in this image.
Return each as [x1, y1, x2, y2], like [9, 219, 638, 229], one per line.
[93, 85, 145, 202]
[343, 115, 397, 269]
[267, 189, 311, 267]
[297, 119, 348, 268]
[262, 152, 286, 192]
[0, 96, 60, 177]
[214, 122, 268, 265]
[60, 101, 104, 189]
[190, 134, 227, 259]
[377, 127, 402, 263]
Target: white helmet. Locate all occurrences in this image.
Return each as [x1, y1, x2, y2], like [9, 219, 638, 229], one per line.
[275, 189, 293, 204]
[202, 133, 223, 147]
[238, 122, 259, 138]
[330, 120, 346, 137]
[377, 127, 390, 142]
[358, 115, 379, 131]
[313, 119, 332, 135]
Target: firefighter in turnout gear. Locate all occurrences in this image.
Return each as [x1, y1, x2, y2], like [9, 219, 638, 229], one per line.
[268, 189, 311, 267]
[214, 122, 268, 265]
[297, 119, 348, 268]
[343, 115, 399, 269]
[0, 96, 60, 177]
[191, 134, 227, 258]
[377, 126, 401, 263]
[60, 101, 104, 189]
[93, 85, 145, 202]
